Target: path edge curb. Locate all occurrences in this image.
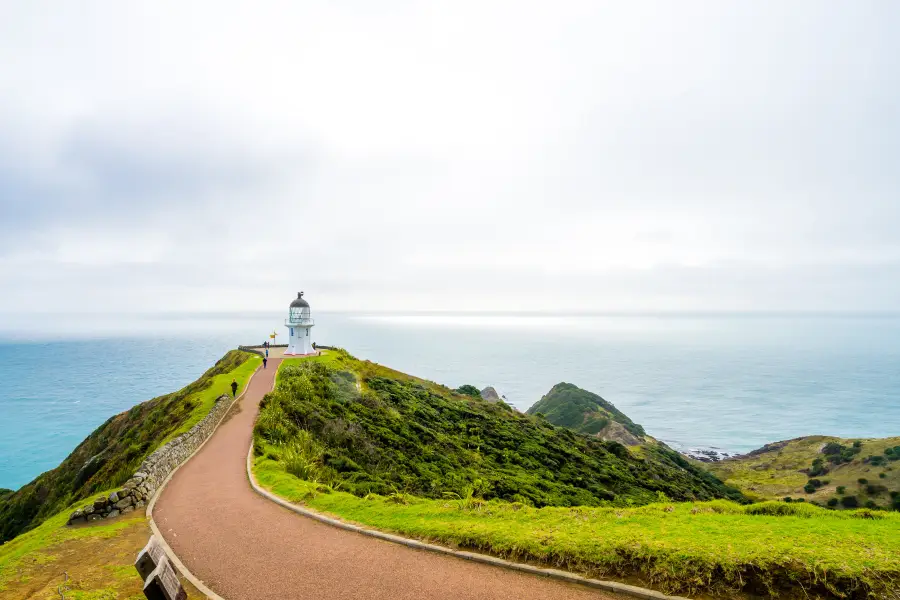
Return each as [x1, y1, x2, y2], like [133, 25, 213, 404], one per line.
[245, 447, 692, 600]
[145, 357, 264, 600]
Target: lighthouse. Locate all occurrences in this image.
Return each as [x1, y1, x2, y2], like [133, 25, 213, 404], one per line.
[285, 292, 315, 355]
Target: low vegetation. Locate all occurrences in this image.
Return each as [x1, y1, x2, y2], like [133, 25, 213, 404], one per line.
[0, 350, 260, 544]
[708, 435, 900, 510]
[255, 458, 900, 599]
[255, 351, 742, 508]
[526, 382, 646, 439]
[253, 353, 900, 598]
[0, 492, 202, 598]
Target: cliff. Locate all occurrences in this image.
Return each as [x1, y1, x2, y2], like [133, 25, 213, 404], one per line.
[0, 350, 257, 543]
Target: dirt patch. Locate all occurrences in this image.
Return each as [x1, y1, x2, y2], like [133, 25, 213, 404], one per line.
[1, 515, 203, 600]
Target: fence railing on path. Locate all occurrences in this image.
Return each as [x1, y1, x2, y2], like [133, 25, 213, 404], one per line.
[238, 343, 335, 356]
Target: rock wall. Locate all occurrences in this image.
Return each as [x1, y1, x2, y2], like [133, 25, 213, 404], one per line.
[67, 392, 235, 525]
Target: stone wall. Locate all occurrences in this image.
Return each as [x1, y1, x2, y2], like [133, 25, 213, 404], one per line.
[67, 392, 236, 525]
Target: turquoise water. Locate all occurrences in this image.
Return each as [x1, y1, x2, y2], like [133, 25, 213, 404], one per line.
[1, 312, 899, 490]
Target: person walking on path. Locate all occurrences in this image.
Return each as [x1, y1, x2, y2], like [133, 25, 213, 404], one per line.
[231, 379, 238, 397]
[263, 356, 268, 369]
[265, 347, 268, 357]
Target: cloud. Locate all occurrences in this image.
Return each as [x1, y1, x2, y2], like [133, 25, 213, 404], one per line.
[0, 1, 899, 317]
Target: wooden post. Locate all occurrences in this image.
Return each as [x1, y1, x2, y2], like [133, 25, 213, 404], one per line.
[135, 536, 186, 600]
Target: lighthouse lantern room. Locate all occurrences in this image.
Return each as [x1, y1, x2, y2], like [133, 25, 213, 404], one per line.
[285, 291, 315, 355]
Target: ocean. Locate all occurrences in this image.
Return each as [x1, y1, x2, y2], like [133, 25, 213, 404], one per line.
[1, 312, 899, 491]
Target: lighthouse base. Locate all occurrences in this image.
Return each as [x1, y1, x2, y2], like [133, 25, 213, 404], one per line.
[285, 324, 314, 356]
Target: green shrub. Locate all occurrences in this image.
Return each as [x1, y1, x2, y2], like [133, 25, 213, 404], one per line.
[803, 483, 816, 494]
[879, 472, 887, 479]
[744, 501, 822, 517]
[809, 457, 827, 476]
[256, 358, 744, 508]
[827, 497, 839, 507]
[823, 442, 861, 465]
[852, 440, 862, 448]
[841, 496, 859, 508]
[836, 486, 846, 494]
[527, 382, 646, 437]
[858, 478, 868, 485]
[865, 500, 878, 509]
[783, 497, 793, 503]
[866, 484, 887, 495]
[823, 442, 843, 455]
[455, 384, 482, 398]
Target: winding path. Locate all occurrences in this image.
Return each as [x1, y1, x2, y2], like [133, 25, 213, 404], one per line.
[154, 358, 621, 600]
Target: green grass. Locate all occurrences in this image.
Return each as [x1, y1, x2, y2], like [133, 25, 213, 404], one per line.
[0, 491, 203, 598]
[254, 457, 900, 599]
[256, 352, 741, 506]
[0, 350, 260, 544]
[708, 436, 900, 509]
[527, 382, 646, 438]
[256, 351, 900, 598]
[0, 490, 133, 586]
[161, 353, 261, 444]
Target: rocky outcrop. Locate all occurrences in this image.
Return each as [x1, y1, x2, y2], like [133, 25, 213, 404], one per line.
[480, 386, 502, 403]
[67, 393, 235, 525]
[683, 448, 733, 463]
[594, 421, 644, 447]
[73, 449, 109, 488]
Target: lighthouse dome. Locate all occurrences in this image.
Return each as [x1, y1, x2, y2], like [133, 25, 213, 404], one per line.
[290, 292, 310, 308]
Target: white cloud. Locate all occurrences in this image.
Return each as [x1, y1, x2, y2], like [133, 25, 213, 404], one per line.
[0, 1, 899, 316]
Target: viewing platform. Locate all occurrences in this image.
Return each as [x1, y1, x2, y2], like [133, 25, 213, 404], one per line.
[284, 317, 315, 327]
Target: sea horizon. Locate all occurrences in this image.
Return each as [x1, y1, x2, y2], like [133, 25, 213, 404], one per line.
[2, 311, 899, 490]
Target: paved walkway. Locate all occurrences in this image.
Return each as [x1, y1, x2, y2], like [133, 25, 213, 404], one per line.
[154, 358, 621, 600]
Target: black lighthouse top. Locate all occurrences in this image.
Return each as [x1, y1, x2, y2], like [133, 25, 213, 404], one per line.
[290, 292, 310, 308]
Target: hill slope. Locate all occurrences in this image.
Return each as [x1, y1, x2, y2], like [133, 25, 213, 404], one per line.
[0, 350, 258, 543]
[255, 351, 742, 507]
[708, 435, 900, 509]
[526, 382, 646, 444]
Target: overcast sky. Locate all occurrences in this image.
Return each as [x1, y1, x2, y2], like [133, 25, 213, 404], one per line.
[1, 1, 898, 314]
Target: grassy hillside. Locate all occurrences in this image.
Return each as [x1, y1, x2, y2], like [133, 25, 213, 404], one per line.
[526, 382, 647, 444]
[708, 435, 900, 510]
[0, 350, 260, 544]
[0, 491, 203, 599]
[255, 461, 900, 599]
[255, 350, 742, 509]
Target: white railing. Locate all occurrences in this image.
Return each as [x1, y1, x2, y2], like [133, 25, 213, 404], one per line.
[285, 318, 315, 327]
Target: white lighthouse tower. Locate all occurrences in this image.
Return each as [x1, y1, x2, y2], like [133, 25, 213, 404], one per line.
[285, 291, 315, 355]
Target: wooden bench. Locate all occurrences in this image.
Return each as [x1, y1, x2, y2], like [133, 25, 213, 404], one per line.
[135, 536, 187, 600]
